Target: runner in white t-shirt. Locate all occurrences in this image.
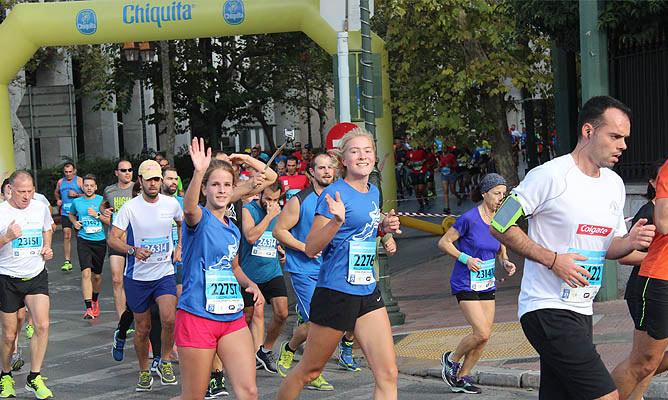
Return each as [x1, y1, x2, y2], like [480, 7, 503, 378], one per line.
[491, 96, 655, 400]
[108, 160, 183, 391]
[0, 170, 54, 399]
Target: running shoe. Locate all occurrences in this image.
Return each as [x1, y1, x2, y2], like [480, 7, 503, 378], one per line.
[25, 375, 53, 399]
[111, 329, 125, 362]
[10, 352, 24, 372]
[277, 341, 295, 377]
[82, 309, 95, 320]
[337, 340, 361, 372]
[450, 375, 482, 394]
[305, 374, 334, 391]
[25, 324, 34, 340]
[205, 373, 229, 398]
[91, 301, 100, 318]
[0, 374, 15, 398]
[156, 361, 177, 385]
[126, 328, 136, 336]
[440, 351, 460, 387]
[255, 347, 278, 374]
[150, 356, 161, 374]
[136, 371, 153, 392]
[60, 261, 73, 272]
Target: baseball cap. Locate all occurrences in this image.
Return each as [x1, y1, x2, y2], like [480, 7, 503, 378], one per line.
[138, 160, 162, 180]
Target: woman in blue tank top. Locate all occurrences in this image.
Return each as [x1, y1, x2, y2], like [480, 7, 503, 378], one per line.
[437, 173, 516, 394]
[176, 137, 264, 400]
[277, 128, 402, 400]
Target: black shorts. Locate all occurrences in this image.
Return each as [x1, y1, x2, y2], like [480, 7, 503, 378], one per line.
[410, 172, 426, 185]
[61, 216, 73, 230]
[520, 309, 616, 400]
[455, 290, 496, 303]
[108, 246, 126, 258]
[635, 276, 668, 340]
[243, 276, 288, 307]
[0, 269, 50, 313]
[77, 239, 107, 274]
[625, 266, 642, 328]
[310, 286, 385, 332]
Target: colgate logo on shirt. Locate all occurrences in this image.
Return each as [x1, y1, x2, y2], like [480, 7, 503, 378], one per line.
[577, 224, 612, 237]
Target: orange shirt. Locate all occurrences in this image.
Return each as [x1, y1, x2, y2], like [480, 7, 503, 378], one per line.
[639, 161, 668, 279]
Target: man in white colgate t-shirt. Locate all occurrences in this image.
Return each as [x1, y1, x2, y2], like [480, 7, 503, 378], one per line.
[492, 96, 655, 400]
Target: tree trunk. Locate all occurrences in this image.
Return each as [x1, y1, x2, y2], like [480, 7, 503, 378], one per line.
[488, 95, 520, 187]
[252, 107, 276, 151]
[160, 40, 177, 163]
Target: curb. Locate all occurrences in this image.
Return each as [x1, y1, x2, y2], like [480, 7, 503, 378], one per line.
[415, 366, 668, 399]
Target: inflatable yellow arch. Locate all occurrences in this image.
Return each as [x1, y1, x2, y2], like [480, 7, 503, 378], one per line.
[0, 0, 396, 203]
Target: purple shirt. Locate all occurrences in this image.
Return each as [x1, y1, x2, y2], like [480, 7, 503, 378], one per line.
[450, 207, 501, 294]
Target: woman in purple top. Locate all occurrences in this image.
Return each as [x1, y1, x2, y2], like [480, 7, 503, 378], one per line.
[437, 173, 516, 394]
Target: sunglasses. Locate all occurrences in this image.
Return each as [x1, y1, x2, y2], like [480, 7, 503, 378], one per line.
[118, 168, 133, 173]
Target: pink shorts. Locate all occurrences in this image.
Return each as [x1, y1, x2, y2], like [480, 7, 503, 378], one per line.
[175, 309, 247, 349]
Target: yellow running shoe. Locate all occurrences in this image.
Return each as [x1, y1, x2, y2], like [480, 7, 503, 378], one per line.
[0, 374, 16, 398]
[25, 375, 52, 399]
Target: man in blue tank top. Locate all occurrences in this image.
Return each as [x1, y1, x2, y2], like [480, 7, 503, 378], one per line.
[54, 161, 83, 272]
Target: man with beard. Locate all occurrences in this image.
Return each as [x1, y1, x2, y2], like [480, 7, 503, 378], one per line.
[161, 168, 184, 296]
[108, 160, 183, 391]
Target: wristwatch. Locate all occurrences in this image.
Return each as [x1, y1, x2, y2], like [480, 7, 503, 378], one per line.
[127, 247, 136, 256]
[96, 212, 101, 219]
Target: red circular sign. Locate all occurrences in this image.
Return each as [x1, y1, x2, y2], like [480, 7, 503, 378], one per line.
[325, 122, 358, 150]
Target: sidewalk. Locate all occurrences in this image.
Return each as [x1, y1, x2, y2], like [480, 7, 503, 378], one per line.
[388, 227, 668, 399]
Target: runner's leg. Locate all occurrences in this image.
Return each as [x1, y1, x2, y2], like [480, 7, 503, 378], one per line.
[23, 294, 49, 372]
[174, 347, 215, 400]
[264, 296, 288, 350]
[63, 227, 72, 264]
[611, 331, 668, 399]
[219, 328, 258, 400]
[354, 307, 398, 400]
[155, 294, 177, 361]
[109, 255, 126, 318]
[133, 310, 152, 371]
[453, 300, 495, 378]
[0, 311, 18, 372]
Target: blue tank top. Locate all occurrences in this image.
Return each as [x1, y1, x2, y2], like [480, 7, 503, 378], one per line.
[315, 179, 381, 296]
[285, 188, 322, 277]
[178, 207, 243, 322]
[240, 201, 282, 284]
[60, 176, 83, 216]
[70, 195, 105, 242]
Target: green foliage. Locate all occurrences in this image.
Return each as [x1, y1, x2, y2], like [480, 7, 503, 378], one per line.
[379, 0, 551, 145]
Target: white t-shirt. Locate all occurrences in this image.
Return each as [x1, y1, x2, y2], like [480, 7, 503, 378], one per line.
[33, 193, 54, 225]
[113, 194, 183, 281]
[0, 200, 53, 278]
[513, 155, 627, 318]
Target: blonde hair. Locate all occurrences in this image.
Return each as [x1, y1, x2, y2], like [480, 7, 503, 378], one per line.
[331, 127, 376, 177]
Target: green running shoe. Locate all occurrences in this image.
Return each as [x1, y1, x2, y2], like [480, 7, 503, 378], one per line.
[136, 371, 153, 392]
[25, 375, 52, 399]
[157, 361, 177, 385]
[0, 375, 16, 398]
[60, 261, 73, 272]
[277, 341, 295, 377]
[305, 374, 333, 391]
[25, 324, 34, 340]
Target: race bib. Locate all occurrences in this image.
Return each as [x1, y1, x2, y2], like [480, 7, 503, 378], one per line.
[12, 229, 43, 258]
[204, 267, 244, 315]
[560, 248, 605, 303]
[440, 167, 451, 175]
[81, 216, 102, 234]
[470, 259, 496, 291]
[347, 241, 376, 285]
[251, 231, 277, 258]
[62, 203, 72, 214]
[171, 221, 179, 247]
[140, 236, 170, 263]
[286, 189, 300, 201]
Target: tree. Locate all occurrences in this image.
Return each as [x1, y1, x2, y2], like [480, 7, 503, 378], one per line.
[376, 0, 552, 185]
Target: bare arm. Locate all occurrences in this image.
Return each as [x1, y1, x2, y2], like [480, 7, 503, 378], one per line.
[107, 226, 130, 254]
[272, 196, 304, 252]
[437, 227, 462, 259]
[242, 207, 274, 244]
[232, 255, 265, 307]
[656, 198, 668, 234]
[305, 215, 341, 258]
[183, 169, 204, 227]
[54, 179, 62, 203]
[617, 250, 647, 266]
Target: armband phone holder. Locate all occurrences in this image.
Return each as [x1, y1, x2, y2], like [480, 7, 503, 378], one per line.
[490, 194, 524, 233]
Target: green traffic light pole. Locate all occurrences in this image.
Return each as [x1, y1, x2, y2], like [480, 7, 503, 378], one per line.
[360, 0, 405, 326]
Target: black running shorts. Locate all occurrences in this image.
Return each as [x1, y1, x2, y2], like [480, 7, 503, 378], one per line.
[0, 269, 49, 313]
[520, 308, 616, 400]
[455, 290, 495, 303]
[635, 276, 668, 340]
[77, 238, 107, 274]
[258, 276, 288, 302]
[310, 286, 385, 332]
